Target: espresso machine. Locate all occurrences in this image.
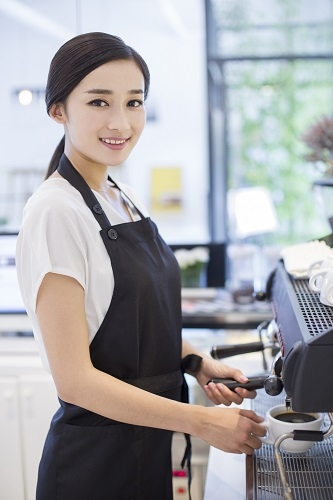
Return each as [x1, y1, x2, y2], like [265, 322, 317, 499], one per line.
[210, 259, 333, 499]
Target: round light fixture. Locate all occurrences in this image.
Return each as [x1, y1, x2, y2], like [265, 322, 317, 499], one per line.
[18, 89, 33, 106]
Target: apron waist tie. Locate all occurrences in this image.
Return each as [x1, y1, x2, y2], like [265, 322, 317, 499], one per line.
[124, 369, 183, 394]
[181, 354, 203, 500]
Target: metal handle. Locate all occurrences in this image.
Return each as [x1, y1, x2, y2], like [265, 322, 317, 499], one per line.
[274, 430, 325, 500]
[292, 430, 324, 442]
[274, 433, 295, 500]
[207, 375, 268, 391]
[210, 341, 264, 359]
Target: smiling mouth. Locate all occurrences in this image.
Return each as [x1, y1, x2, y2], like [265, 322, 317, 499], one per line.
[100, 138, 127, 145]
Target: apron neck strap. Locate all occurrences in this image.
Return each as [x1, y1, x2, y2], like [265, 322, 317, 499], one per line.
[57, 154, 146, 227]
[57, 154, 112, 230]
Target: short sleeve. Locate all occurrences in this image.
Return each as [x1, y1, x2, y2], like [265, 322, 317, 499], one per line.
[16, 187, 90, 313]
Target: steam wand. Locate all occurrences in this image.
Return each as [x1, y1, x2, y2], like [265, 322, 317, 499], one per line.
[273, 413, 333, 500]
[274, 432, 295, 500]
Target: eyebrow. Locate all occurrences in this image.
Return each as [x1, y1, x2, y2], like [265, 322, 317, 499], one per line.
[85, 88, 144, 95]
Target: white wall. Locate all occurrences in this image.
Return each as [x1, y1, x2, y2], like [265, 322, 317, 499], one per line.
[0, 0, 209, 243]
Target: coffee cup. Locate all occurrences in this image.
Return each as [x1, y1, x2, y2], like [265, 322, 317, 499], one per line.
[319, 269, 333, 306]
[309, 269, 333, 306]
[260, 404, 323, 453]
[307, 254, 333, 278]
[309, 268, 331, 293]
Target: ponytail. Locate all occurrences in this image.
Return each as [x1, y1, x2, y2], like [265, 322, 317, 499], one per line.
[45, 136, 65, 179]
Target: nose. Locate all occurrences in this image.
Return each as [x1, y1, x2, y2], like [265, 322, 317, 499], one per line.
[107, 104, 129, 132]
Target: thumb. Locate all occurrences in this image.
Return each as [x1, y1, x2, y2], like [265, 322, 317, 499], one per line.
[232, 369, 249, 384]
[240, 409, 265, 423]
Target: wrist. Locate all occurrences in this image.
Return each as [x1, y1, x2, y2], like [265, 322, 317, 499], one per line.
[186, 404, 207, 438]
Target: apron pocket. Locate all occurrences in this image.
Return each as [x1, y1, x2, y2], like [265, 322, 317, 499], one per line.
[57, 423, 139, 500]
[43, 422, 174, 500]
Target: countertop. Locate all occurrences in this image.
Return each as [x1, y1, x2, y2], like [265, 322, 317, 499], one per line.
[202, 347, 274, 500]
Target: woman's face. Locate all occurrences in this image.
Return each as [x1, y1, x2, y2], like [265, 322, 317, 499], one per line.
[52, 59, 146, 168]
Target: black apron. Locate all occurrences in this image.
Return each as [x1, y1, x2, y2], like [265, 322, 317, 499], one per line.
[36, 154, 186, 500]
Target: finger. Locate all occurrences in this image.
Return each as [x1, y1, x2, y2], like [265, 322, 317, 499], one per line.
[203, 384, 219, 405]
[252, 422, 267, 438]
[215, 383, 244, 404]
[234, 387, 257, 399]
[205, 382, 242, 405]
[248, 434, 264, 450]
[229, 368, 248, 383]
[240, 443, 255, 455]
[239, 409, 265, 423]
[204, 384, 230, 405]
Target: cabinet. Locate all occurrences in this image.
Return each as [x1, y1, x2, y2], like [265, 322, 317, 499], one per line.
[19, 374, 59, 500]
[0, 377, 25, 500]
[0, 339, 59, 500]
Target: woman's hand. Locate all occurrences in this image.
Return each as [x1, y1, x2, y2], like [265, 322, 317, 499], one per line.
[194, 357, 257, 406]
[194, 405, 265, 455]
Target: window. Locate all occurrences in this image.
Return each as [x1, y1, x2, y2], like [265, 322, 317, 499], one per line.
[206, 0, 333, 245]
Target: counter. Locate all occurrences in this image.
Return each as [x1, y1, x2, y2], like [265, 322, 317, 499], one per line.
[0, 288, 272, 336]
[181, 288, 272, 330]
[204, 447, 248, 500]
[0, 313, 32, 334]
[203, 347, 274, 500]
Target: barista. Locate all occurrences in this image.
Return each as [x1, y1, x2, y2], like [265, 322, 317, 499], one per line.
[16, 32, 266, 500]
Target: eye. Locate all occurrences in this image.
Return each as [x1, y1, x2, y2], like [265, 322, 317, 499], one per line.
[128, 99, 144, 108]
[88, 99, 108, 107]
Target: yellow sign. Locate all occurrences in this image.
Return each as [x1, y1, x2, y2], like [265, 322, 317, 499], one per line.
[151, 167, 183, 213]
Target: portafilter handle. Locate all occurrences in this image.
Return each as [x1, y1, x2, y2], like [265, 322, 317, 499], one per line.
[207, 374, 283, 396]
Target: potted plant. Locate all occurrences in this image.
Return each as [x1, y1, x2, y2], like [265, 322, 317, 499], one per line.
[301, 114, 333, 176]
[174, 247, 209, 287]
[301, 115, 333, 230]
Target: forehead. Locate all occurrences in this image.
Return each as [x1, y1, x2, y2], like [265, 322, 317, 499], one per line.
[78, 59, 144, 90]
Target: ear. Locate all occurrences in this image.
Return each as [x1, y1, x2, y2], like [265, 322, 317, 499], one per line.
[49, 103, 66, 124]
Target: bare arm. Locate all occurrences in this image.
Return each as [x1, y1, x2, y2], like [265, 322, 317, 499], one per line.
[36, 273, 265, 454]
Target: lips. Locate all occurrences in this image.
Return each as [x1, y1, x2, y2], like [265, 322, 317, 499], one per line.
[100, 137, 128, 150]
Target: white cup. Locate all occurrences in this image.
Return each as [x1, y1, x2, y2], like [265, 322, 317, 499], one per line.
[260, 404, 323, 453]
[309, 268, 330, 292]
[308, 254, 333, 278]
[309, 268, 333, 306]
[319, 269, 333, 306]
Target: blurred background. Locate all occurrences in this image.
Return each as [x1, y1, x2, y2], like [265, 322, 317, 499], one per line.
[0, 0, 332, 247]
[1, 2, 333, 499]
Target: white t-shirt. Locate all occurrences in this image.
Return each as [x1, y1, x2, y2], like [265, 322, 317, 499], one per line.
[16, 177, 149, 371]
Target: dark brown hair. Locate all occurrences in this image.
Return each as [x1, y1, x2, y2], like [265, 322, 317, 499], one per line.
[45, 32, 150, 178]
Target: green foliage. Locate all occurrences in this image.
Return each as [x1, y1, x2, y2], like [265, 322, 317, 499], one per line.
[211, 0, 333, 244]
[227, 59, 332, 244]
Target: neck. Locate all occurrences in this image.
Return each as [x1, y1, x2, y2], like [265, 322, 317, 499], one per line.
[91, 184, 112, 194]
[64, 150, 109, 192]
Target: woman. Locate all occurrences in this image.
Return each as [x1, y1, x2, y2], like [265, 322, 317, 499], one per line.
[16, 32, 265, 500]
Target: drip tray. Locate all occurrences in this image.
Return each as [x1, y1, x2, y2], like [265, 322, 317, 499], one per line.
[247, 391, 333, 499]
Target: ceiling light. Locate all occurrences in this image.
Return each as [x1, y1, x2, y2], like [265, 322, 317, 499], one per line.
[18, 89, 33, 106]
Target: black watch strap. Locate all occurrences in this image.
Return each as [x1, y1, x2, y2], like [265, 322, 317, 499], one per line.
[181, 354, 203, 373]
